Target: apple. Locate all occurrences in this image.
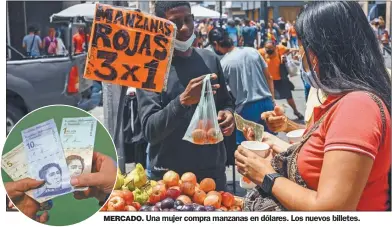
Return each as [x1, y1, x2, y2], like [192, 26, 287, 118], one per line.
[148, 189, 163, 205]
[221, 192, 234, 208]
[107, 196, 125, 211]
[166, 187, 181, 200]
[152, 184, 167, 200]
[122, 190, 134, 205]
[229, 205, 242, 211]
[100, 202, 108, 211]
[124, 205, 137, 211]
[131, 202, 141, 211]
[158, 180, 166, 188]
[110, 190, 124, 199]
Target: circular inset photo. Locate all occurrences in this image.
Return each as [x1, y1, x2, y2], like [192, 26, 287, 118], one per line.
[1, 105, 118, 226]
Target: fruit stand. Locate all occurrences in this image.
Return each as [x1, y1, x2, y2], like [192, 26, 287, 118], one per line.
[101, 164, 244, 211]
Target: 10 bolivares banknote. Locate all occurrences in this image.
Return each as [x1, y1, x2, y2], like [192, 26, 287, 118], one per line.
[1, 117, 97, 203]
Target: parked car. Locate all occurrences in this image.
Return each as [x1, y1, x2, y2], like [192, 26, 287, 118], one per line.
[6, 4, 101, 135]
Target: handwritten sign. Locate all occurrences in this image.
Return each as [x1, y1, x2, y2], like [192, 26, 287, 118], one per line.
[84, 4, 176, 92]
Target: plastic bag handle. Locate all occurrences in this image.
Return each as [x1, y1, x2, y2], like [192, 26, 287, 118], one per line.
[199, 74, 212, 115]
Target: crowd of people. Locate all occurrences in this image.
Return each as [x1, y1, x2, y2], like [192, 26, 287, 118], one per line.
[21, 25, 90, 57]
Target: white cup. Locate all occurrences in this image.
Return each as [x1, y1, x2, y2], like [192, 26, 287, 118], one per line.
[240, 176, 256, 189]
[286, 129, 306, 144]
[241, 141, 270, 158]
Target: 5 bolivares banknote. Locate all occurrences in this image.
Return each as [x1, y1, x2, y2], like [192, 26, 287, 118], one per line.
[1, 117, 97, 203]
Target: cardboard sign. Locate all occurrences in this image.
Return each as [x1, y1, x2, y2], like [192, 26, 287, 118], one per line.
[84, 4, 176, 92]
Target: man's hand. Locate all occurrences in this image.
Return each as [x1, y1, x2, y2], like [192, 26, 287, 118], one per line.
[217, 110, 235, 136]
[71, 152, 116, 202]
[179, 74, 220, 107]
[5, 178, 49, 223]
[261, 105, 288, 133]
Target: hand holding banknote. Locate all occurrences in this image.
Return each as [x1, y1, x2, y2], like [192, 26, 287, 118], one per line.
[5, 178, 49, 223]
[70, 152, 116, 202]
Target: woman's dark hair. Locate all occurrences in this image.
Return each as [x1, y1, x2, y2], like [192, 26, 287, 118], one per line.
[39, 163, 62, 180]
[295, 1, 391, 112]
[154, 1, 190, 18]
[66, 155, 85, 171]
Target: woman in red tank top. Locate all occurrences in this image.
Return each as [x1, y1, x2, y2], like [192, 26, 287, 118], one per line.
[235, 2, 391, 211]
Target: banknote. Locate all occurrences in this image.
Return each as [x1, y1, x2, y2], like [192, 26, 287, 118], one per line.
[2, 144, 57, 206]
[1, 143, 29, 181]
[60, 117, 97, 191]
[234, 113, 264, 141]
[21, 119, 73, 202]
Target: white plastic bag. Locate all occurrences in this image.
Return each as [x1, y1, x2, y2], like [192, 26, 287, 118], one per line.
[183, 74, 224, 145]
[285, 55, 300, 77]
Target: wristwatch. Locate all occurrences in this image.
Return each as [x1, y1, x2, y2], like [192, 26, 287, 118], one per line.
[260, 173, 283, 195]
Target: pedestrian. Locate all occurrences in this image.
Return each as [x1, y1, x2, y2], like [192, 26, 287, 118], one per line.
[288, 21, 298, 48]
[278, 17, 286, 31]
[259, 41, 303, 120]
[43, 28, 58, 55]
[381, 30, 391, 55]
[198, 19, 208, 42]
[55, 28, 67, 55]
[241, 19, 258, 48]
[234, 17, 242, 46]
[137, 1, 235, 191]
[370, 19, 380, 40]
[267, 22, 278, 44]
[73, 26, 88, 54]
[22, 25, 42, 57]
[238, 1, 391, 211]
[225, 19, 239, 47]
[208, 27, 275, 144]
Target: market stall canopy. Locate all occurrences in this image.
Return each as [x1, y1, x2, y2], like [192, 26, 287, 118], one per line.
[50, 2, 136, 23]
[50, 2, 97, 23]
[191, 4, 227, 19]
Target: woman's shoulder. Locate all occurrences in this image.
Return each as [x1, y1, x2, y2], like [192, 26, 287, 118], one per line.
[332, 91, 389, 123]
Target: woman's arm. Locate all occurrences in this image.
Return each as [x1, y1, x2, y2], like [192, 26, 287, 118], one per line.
[236, 147, 374, 211]
[272, 150, 373, 210]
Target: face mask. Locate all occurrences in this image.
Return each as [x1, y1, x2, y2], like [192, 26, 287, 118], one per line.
[266, 49, 274, 55]
[174, 33, 196, 52]
[281, 42, 287, 47]
[300, 58, 343, 94]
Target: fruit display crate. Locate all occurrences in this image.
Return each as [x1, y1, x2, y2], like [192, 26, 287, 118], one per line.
[102, 164, 244, 212]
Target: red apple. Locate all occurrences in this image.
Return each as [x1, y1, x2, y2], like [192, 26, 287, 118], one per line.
[122, 190, 134, 205]
[131, 202, 141, 211]
[153, 184, 167, 201]
[100, 202, 108, 211]
[166, 187, 181, 200]
[221, 192, 234, 208]
[124, 205, 137, 211]
[148, 189, 163, 205]
[107, 196, 125, 211]
[110, 190, 124, 199]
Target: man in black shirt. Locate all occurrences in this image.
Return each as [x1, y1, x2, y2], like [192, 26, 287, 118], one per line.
[136, 1, 235, 190]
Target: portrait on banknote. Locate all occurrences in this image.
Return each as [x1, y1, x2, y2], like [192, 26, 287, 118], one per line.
[36, 163, 72, 198]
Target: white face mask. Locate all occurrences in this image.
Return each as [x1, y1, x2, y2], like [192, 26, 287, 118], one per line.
[174, 33, 196, 52]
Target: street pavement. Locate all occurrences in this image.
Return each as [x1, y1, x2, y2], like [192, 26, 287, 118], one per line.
[89, 53, 390, 196]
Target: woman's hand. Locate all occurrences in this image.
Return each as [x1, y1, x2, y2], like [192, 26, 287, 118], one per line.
[235, 145, 276, 185]
[71, 152, 116, 202]
[243, 127, 255, 141]
[5, 178, 49, 223]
